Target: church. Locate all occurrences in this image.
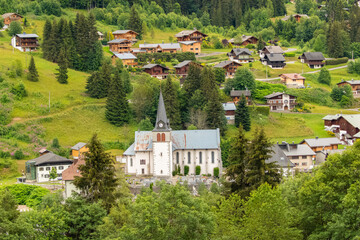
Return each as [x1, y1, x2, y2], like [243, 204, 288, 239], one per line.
[122, 91, 222, 177]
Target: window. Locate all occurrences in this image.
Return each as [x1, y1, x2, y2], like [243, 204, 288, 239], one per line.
[302, 162, 307, 166]
[190, 48, 193, 50]
[294, 163, 299, 166]
[45, 174, 49, 178]
[176, 152, 179, 164]
[302, 156, 307, 159]
[141, 169, 145, 174]
[292, 156, 299, 159]
[58, 166, 64, 170]
[140, 159, 146, 165]
[162, 133, 165, 141]
[130, 158, 133, 167]
[211, 151, 215, 164]
[157, 133, 161, 141]
[39, 167, 44, 171]
[199, 152, 202, 164]
[46, 167, 50, 171]
[188, 152, 191, 164]
[195, 48, 198, 50]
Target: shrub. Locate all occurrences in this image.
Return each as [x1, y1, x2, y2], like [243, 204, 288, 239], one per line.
[10, 82, 27, 99]
[288, 88, 334, 107]
[348, 59, 360, 75]
[0, 184, 49, 207]
[172, 170, 177, 176]
[281, 40, 290, 47]
[317, 68, 331, 85]
[13, 150, 24, 160]
[246, 44, 255, 49]
[284, 52, 295, 57]
[184, 165, 189, 176]
[8, 21, 22, 36]
[51, 138, 60, 148]
[213, 167, 219, 178]
[195, 165, 201, 175]
[325, 57, 348, 65]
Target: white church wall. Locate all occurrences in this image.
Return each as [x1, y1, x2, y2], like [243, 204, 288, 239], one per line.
[153, 142, 172, 176]
[135, 152, 151, 175]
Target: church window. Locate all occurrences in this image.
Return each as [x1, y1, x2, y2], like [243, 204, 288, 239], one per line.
[161, 133, 165, 141]
[176, 152, 179, 164]
[211, 152, 215, 163]
[188, 152, 191, 164]
[157, 133, 161, 141]
[199, 152, 202, 164]
[130, 158, 133, 167]
[140, 159, 146, 165]
[141, 169, 145, 174]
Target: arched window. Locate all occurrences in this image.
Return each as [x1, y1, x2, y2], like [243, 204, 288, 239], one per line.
[130, 158, 133, 167]
[161, 133, 165, 141]
[157, 133, 161, 141]
[188, 152, 191, 164]
[211, 151, 215, 164]
[176, 152, 179, 164]
[199, 152, 202, 164]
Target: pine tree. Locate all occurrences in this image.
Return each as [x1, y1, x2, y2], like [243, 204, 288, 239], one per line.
[47, 20, 58, 62]
[100, 59, 112, 93]
[122, 71, 133, 94]
[128, 5, 143, 39]
[27, 56, 39, 82]
[205, 90, 227, 134]
[235, 95, 251, 131]
[42, 19, 52, 60]
[86, 71, 107, 99]
[327, 21, 344, 58]
[105, 71, 131, 126]
[183, 63, 202, 98]
[200, 66, 217, 100]
[74, 133, 118, 211]
[55, 48, 68, 84]
[162, 77, 181, 130]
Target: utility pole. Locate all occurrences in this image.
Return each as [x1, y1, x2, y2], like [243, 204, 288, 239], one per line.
[266, 64, 268, 79]
[302, 61, 304, 74]
[49, 92, 51, 113]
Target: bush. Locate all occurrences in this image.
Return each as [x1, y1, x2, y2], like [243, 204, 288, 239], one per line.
[348, 59, 360, 75]
[246, 44, 255, 49]
[195, 165, 201, 175]
[213, 167, 219, 178]
[0, 184, 50, 207]
[10, 82, 27, 99]
[13, 150, 24, 160]
[8, 21, 22, 36]
[51, 138, 60, 148]
[184, 165, 189, 176]
[281, 40, 290, 47]
[284, 52, 295, 57]
[317, 68, 331, 85]
[325, 57, 348, 65]
[287, 88, 334, 107]
[172, 170, 177, 176]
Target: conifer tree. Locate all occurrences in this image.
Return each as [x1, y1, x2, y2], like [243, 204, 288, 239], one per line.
[162, 76, 181, 130]
[205, 90, 227, 134]
[86, 71, 107, 99]
[327, 21, 344, 58]
[128, 5, 143, 39]
[105, 71, 131, 126]
[55, 48, 68, 84]
[183, 64, 202, 98]
[200, 66, 217, 100]
[122, 71, 133, 94]
[101, 59, 113, 92]
[27, 56, 39, 82]
[47, 19, 58, 62]
[235, 95, 251, 131]
[42, 19, 52, 60]
[74, 133, 118, 211]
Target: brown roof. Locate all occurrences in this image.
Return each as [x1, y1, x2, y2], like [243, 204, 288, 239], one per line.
[2, 13, 22, 18]
[175, 30, 208, 38]
[280, 73, 305, 80]
[62, 158, 85, 181]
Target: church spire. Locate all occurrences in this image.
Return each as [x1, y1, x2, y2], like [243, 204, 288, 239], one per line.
[154, 91, 171, 131]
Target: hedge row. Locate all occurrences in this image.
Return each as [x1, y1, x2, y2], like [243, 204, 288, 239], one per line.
[284, 52, 295, 57]
[325, 57, 348, 65]
[136, 52, 196, 63]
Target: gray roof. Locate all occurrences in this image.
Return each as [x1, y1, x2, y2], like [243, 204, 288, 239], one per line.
[230, 48, 252, 56]
[112, 30, 138, 35]
[178, 41, 199, 45]
[278, 142, 315, 156]
[337, 80, 360, 85]
[142, 64, 169, 70]
[27, 153, 73, 166]
[16, 33, 39, 38]
[131, 49, 147, 53]
[230, 89, 251, 97]
[263, 46, 284, 54]
[154, 91, 171, 131]
[107, 39, 130, 44]
[173, 60, 192, 68]
[342, 115, 360, 128]
[113, 53, 137, 60]
[265, 53, 286, 61]
[175, 30, 207, 38]
[139, 43, 181, 50]
[139, 43, 158, 48]
[264, 92, 296, 99]
[300, 52, 325, 61]
[266, 145, 294, 168]
[214, 60, 240, 68]
[222, 102, 236, 111]
[71, 142, 87, 150]
[301, 137, 342, 147]
[281, 14, 309, 21]
[322, 114, 341, 121]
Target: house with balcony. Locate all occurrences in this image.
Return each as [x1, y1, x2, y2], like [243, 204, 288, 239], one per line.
[175, 29, 208, 42]
[179, 41, 201, 55]
[259, 46, 284, 58]
[111, 53, 137, 66]
[112, 30, 138, 43]
[2, 13, 22, 29]
[108, 39, 132, 53]
[143, 64, 169, 79]
[281, 14, 309, 22]
[280, 73, 305, 88]
[261, 53, 286, 69]
[214, 60, 242, 78]
[337, 80, 360, 97]
[298, 52, 325, 68]
[11, 33, 39, 52]
[267, 145, 295, 176]
[230, 88, 251, 103]
[139, 43, 181, 53]
[323, 114, 360, 144]
[173, 60, 202, 77]
[228, 35, 258, 46]
[300, 137, 342, 152]
[222, 102, 236, 124]
[264, 92, 297, 111]
[227, 48, 254, 63]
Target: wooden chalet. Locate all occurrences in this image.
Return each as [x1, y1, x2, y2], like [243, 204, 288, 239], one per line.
[222, 102, 236, 124]
[337, 80, 360, 97]
[227, 48, 254, 63]
[230, 88, 251, 103]
[111, 53, 137, 66]
[178, 41, 202, 55]
[112, 30, 138, 42]
[261, 53, 286, 69]
[97, 31, 104, 41]
[228, 35, 258, 46]
[300, 137, 342, 153]
[11, 33, 39, 52]
[108, 39, 132, 53]
[280, 73, 305, 88]
[264, 92, 297, 111]
[139, 43, 181, 53]
[173, 60, 202, 77]
[214, 61, 242, 78]
[175, 29, 208, 42]
[323, 114, 360, 144]
[260, 46, 284, 58]
[298, 52, 325, 68]
[1, 13, 22, 28]
[143, 64, 169, 79]
[281, 14, 309, 22]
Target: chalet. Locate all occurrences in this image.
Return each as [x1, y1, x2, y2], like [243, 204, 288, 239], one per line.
[323, 114, 360, 144]
[143, 64, 169, 79]
[62, 158, 84, 199]
[214, 60, 242, 78]
[222, 102, 236, 124]
[337, 80, 360, 97]
[175, 29, 208, 42]
[131, 49, 147, 56]
[261, 53, 286, 69]
[280, 73, 305, 88]
[298, 52, 325, 68]
[267, 145, 295, 176]
[264, 92, 297, 111]
[228, 35, 258, 46]
[108, 39, 131, 53]
[97, 31, 104, 41]
[1, 13, 22, 29]
[111, 53, 137, 66]
[173, 60, 202, 77]
[277, 141, 316, 172]
[300, 137, 342, 152]
[139, 43, 181, 53]
[179, 41, 201, 55]
[112, 30, 138, 42]
[281, 14, 309, 22]
[227, 48, 254, 63]
[71, 142, 88, 160]
[25, 152, 73, 182]
[230, 88, 251, 103]
[259, 46, 284, 58]
[11, 33, 39, 52]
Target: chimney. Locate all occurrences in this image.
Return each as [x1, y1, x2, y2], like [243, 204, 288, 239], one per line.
[292, 141, 295, 144]
[162, 40, 164, 44]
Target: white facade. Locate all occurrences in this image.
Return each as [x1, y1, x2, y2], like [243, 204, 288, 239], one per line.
[64, 180, 81, 199]
[36, 164, 71, 182]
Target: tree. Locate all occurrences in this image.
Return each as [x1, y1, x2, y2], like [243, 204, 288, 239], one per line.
[327, 21, 344, 58]
[313, 34, 326, 52]
[317, 68, 331, 85]
[74, 134, 118, 211]
[224, 68, 256, 95]
[183, 63, 202, 98]
[55, 48, 68, 84]
[162, 77, 181, 129]
[235, 95, 251, 131]
[205, 90, 227, 134]
[128, 5, 143, 39]
[49, 167, 58, 181]
[105, 71, 131, 126]
[214, 67, 226, 84]
[27, 56, 39, 82]
[86, 71, 107, 99]
[8, 21, 21, 36]
[138, 118, 153, 131]
[257, 35, 265, 51]
[200, 66, 217, 100]
[42, 19, 52, 60]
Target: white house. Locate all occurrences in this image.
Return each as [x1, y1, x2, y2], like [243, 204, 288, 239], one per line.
[62, 158, 84, 199]
[122, 92, 223, 177]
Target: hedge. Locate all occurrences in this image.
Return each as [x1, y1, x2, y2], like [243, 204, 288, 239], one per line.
[213, 167, 219, 178]
[284, 52, 295, 57]
[136, 52, 196, 63]
[184, 165, 189, 176]
[249, 106, 270, 116]
[196, 165, 201, 175]
[325, 57, 348, 65]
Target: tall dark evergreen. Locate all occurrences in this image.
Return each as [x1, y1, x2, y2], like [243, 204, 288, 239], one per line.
[74, 134, 118, 211]
[105, 71, 131, 126]
[200, 66, 217, 100]
[100, 59, 112, 92]
[205, 90, 226, 134]
[128, 5, 143, 39]
[122, 71, 133, 94]
[183, 64, 202, 98]
[86, 71, 107, 99]
[327, 21, 344, 58]
[55, 48, 68, 84]
[235, 95, 251, 131]
[42, 19, 52, 60]
[27, 56, 39, 82]
[162, 77, 181, 130]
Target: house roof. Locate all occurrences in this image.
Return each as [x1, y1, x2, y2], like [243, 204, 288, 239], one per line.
[62, 159, 85, 181]
[173, 60, 192, 68]
[27, 153, 73, 166]
[241, 35, 258, 43]
[97, 31, 103, 36]
[112, 30, 138, 35]
[267, 145, 294, 168]
[139, 43, 158, 48]
[230, 89, 251, 97]
[281, 14, 309, 21]
[262, 46, 284, 54]
[222, 102, 236, 111]
[265, 53, 286, 61]
[214, 60, 241, 68]
[337, 80, 360, 85]
[280, 73, 305, 80]
[107, 38, 130, 44]
[16, 33, 39, 38]
[71, 142, 87, 150]
[139, 43, 181, 50]
[142, 64, 169, 70]
[341, 115, 360, 129]
[178, 41, 199, 45]
[175, 30, 208, 38]
[230, 48, 252, 56]
[131, 49, 147, 53]
[301, 137, 342, 147]
[300, 52, 325, 61]
[2, 13, 22, 18]
[113, 53, 137, 60]
[264, 92, 296, 99]
[322, 114, 342, 121]
[278, 142, 315, 156]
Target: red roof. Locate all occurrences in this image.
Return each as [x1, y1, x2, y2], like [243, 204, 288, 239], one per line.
[62, 159, 85, 181]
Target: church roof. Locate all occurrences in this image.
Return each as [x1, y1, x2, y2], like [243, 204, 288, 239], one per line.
[154, 91, 171, 131]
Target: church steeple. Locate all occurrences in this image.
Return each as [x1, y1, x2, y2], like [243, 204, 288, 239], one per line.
[153, 91, 171, 131]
